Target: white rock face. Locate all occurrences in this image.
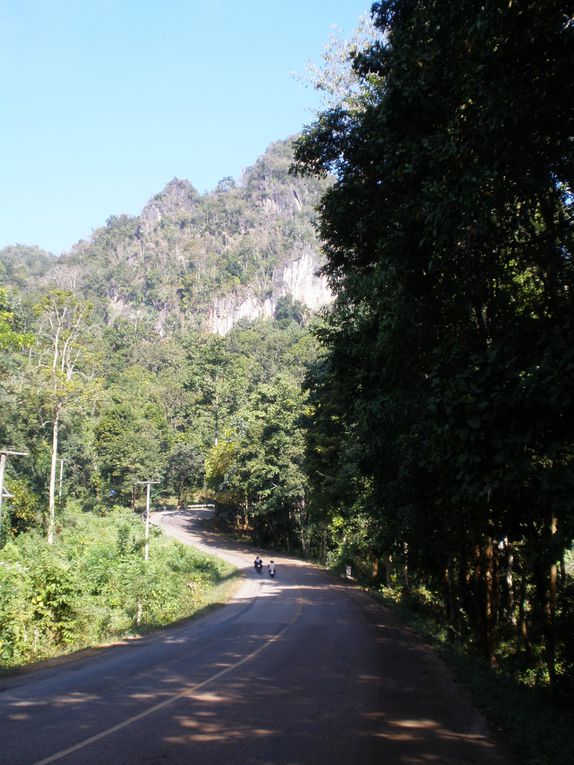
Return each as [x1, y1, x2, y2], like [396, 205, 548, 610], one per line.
[276, 247, 332, 311]
[207, 247, 333, 335]
[208, 294, 275, 336]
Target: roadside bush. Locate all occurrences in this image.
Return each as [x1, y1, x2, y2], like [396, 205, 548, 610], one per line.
[0, 505, 234, 669]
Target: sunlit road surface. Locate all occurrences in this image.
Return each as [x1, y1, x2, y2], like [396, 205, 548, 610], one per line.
[0, 508, 510, 765]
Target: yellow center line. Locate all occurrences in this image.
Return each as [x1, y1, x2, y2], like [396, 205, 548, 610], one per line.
[33, 576, 303, 765]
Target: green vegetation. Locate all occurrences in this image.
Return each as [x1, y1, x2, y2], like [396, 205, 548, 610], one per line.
[295, 0, 573, 687]
[0, 239, 318, 666]
[0, 313, 316, 540]
[0, 245, 53, 292]
[292, 0, 573, 761]
[0, 140, 322, 669]
[0, 5, 572, 760]
[0, 287, 33, 352]
[0, 140, 323, 557]
[0, 502, 234, 669]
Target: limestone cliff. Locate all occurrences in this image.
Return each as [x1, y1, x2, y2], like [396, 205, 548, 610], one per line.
[207, 246, 333, 335]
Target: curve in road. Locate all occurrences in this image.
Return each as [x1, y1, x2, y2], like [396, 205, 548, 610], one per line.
[0, 508, 511, 764]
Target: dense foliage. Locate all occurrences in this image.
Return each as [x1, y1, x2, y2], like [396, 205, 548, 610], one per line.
[294, 0, 574, 695]
[0, 503, 233, 668]
[0, 306, 316, 539]
[0, 283, 316, 665]
[1, 13, 572, 752]
[0, 137, 324, 545]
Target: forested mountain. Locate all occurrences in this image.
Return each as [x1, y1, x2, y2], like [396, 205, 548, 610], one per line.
[0, 245, 54, 292]
[1, 5, 573, 756]
[0, 138, 330, 662]
[0, 138, 323, 658]
[0, 139, 331, 337]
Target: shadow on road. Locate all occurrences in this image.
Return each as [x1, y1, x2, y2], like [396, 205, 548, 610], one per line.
[0, 507, 511, 765]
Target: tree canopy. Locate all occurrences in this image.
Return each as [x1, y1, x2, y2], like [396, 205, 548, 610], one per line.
[294, 0, 574, 680]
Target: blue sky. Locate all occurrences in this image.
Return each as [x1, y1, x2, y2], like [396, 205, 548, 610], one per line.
[0, 0, 371, 255]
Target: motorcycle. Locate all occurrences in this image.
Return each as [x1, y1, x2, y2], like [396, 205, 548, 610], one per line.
[268, 562, 276, 578]
[254, 559, 263, 573]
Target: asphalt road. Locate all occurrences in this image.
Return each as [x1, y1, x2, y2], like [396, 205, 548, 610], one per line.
[0, 508, 511, 764]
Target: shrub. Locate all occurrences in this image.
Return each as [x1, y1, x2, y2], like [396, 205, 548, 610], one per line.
[0, 505, 234, 669]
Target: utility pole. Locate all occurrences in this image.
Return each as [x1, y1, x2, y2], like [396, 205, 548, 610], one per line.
[135, 479, 159, 627]
[0, 448, 28, 539]
[136, 480, 159, 561]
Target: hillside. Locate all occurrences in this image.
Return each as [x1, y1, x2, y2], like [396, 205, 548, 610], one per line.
[0, 245, 54, 291]
[0, 139, 332, 336]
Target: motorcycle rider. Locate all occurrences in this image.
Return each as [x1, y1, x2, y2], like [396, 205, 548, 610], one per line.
[254, 555, 263, 572]
[268, 560, 276, 577]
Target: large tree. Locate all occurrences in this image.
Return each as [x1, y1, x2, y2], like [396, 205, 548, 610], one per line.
[30, 291, 97, 543]
[206, 373, 308, 549]
[295, 0, 574, 675]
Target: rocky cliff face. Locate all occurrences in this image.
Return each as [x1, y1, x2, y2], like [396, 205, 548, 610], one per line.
[207, 246, 333, 335]
[279, 246, 332, 312]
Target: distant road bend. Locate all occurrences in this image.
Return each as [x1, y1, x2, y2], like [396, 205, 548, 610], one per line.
[0, 507, 509, 764]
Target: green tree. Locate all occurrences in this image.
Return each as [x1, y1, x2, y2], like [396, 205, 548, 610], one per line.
[0, 287, 32, 353]
[215, 374, 308, 549]
[29, 291, 97, 543]
[294, 0, 574, 677]
[184, 334, 250, 447]
[165, 441, 205, 504]
[94, 366, 172, 505]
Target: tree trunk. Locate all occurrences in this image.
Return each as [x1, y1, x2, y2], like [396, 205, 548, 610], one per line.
[534, 560, 556, 685]
[505, 538, 517, 630]
[532, 514, 559, 685]
[444, 563, 457, 627]
[458, 552, 472, 624]
[384, 552, 392, 586]
[548, 557, 558, 685]
[484, 537, 497, 665]
[47, 404, 61, 544]
[518, 570, 530, 656]
[473, 540, 497, 664]
[546, 515, 558, 685]
[472, 543, 485, 648]
[402, 542, 409, 589]
[244, 492, 249, 529]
